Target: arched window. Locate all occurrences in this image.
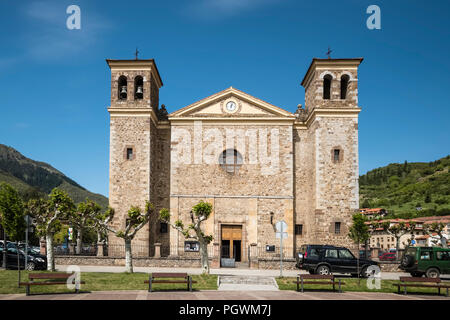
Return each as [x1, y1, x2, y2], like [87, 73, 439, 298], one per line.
[323, 74, 332, 100]
[118, 76, 127, 100]
[219, 149, 243, 174]
[134, 76, 143, 100]
[340, 74, 350, 99]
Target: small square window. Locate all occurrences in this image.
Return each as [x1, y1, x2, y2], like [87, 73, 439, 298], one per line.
[333, 149, 340, 162]
[295, 224, 303, 235]
[160, 223, 168, 234]
[334, 222, 341, 234]
[126, 148, 133, 160]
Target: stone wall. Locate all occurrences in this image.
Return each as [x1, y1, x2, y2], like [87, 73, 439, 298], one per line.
[108, 115, 152, 256]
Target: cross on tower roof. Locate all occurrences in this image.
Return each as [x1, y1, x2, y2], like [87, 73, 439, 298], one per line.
[326, 46, 332, 59]
[135, 47, 139, 60]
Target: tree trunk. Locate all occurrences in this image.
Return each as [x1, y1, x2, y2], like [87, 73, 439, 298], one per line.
[396, 236, 400, 261]
[199, 240, 209, 274]
[357, 240, 360, 285]
[76, 230, 82, 255]
[441, 234, 448, 248]
[364, 239, 369, 260]
[2, 230, 6, 269]
[124, 238, 133, 273]
[46, 233, 55, 271]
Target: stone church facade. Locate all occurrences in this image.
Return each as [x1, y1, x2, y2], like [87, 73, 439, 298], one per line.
[106, 57, 363, 266]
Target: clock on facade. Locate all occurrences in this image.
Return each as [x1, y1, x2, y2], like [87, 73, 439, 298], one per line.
[226, 101, 236, 112]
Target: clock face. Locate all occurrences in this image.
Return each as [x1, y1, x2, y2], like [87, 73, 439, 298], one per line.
[226, 101, 236, 111]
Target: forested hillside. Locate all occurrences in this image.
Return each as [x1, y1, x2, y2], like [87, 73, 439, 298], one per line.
[0, 144, 108, 208]
[359, 155, 450, 218]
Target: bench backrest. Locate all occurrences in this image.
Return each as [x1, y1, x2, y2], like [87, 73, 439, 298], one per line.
[151, 272, 188, 278]
[29, 273, 72, 280]
[299, 274, 334, 280]
[399, 276, 441, 283]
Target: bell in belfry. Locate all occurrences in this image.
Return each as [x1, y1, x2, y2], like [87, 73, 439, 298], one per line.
[135, 85, 143, 99]
[119, 86, 127, 99]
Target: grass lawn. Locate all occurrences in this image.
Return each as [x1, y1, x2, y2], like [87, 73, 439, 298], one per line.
[276, 277, 449, 295]
[0, 270, 217, 295]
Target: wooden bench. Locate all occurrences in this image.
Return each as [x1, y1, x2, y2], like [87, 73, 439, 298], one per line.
[393, 277, 450, 296]
[144, 272, 197, 292]
[294, 274, 344, 293]
[19, 273, 85, 296]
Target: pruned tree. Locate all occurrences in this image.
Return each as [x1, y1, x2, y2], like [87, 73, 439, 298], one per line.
[348, 213, 370, 283]
[69, 199, 101, 254]
[0, 183, 26, 269]
[92, 207, 114, 246]
[381, 220, 417, 260]
[26, 188, 75, 271]
[425, 222, 448, 248]
[105, 202, 153, 273]
[159, 200, 213, 274]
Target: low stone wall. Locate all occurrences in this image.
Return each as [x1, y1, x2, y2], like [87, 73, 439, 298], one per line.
[378, 262, 401, 273]
[55, 256, 298, 270]
[55, 256, 206, 268]
[255, 259, 297, 270]
[55, 256, 402, 273]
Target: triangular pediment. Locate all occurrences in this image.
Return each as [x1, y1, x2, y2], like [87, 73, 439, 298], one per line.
[169, 87, 294, 119]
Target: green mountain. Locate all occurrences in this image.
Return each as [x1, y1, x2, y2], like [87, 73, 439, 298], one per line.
[359, 155, 450, 219]
[0, 144, 108, 209]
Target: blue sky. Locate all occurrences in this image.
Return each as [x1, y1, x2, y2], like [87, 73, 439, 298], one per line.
[0, 0, 449, 198]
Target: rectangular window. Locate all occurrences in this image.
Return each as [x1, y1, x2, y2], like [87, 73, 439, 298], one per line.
[126, 148, 133, 160]
[436, 251, 450, 261]
[295, 224, 303, 235]
[420, 250, 432, 261]
[333, 149, 340, 162]
[334, 222, 341, 234]
[325, 249, 338, 258]
[160, 223, 168, 234]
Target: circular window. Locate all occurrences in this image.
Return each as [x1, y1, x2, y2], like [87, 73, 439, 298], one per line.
[219, 149, 243, 174]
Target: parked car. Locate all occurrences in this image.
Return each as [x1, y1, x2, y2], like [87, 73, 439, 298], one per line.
[0, 246, 47, 270]
[296, 244, 379, 277]
[399, 246, 450, 278]
[379, 252, 397, 261]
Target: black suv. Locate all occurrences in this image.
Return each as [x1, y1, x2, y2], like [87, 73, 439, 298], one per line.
[0, 246, 47, 270]
[296, 244, 379, 277]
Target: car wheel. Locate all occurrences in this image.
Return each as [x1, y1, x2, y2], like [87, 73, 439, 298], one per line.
[426, 268, 440, 278]
[316, 265, 330, 275]
[360, 266, 373, 278]
[26, 262, 35, 271]
[308, 269, 315, 275]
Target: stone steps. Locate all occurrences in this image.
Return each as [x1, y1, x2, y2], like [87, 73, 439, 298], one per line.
[218, 276, 279, 291]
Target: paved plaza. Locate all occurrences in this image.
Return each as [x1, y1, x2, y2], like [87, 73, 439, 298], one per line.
[0, 289, 448, 300]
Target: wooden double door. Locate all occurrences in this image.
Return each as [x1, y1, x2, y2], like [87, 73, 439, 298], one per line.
[221, 225, 242, 262]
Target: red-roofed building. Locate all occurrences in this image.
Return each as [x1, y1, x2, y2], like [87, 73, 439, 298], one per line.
[359, 208, 388, 220]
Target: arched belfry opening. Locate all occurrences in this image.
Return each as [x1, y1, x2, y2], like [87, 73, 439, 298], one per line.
[118, 76, 128, 100]
[340, 74, 350, 99]
[134, 76, 143, 100]
[323, 74, 332, 100]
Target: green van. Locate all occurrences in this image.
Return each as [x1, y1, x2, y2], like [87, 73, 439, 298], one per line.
[399, 246, 450, 278]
